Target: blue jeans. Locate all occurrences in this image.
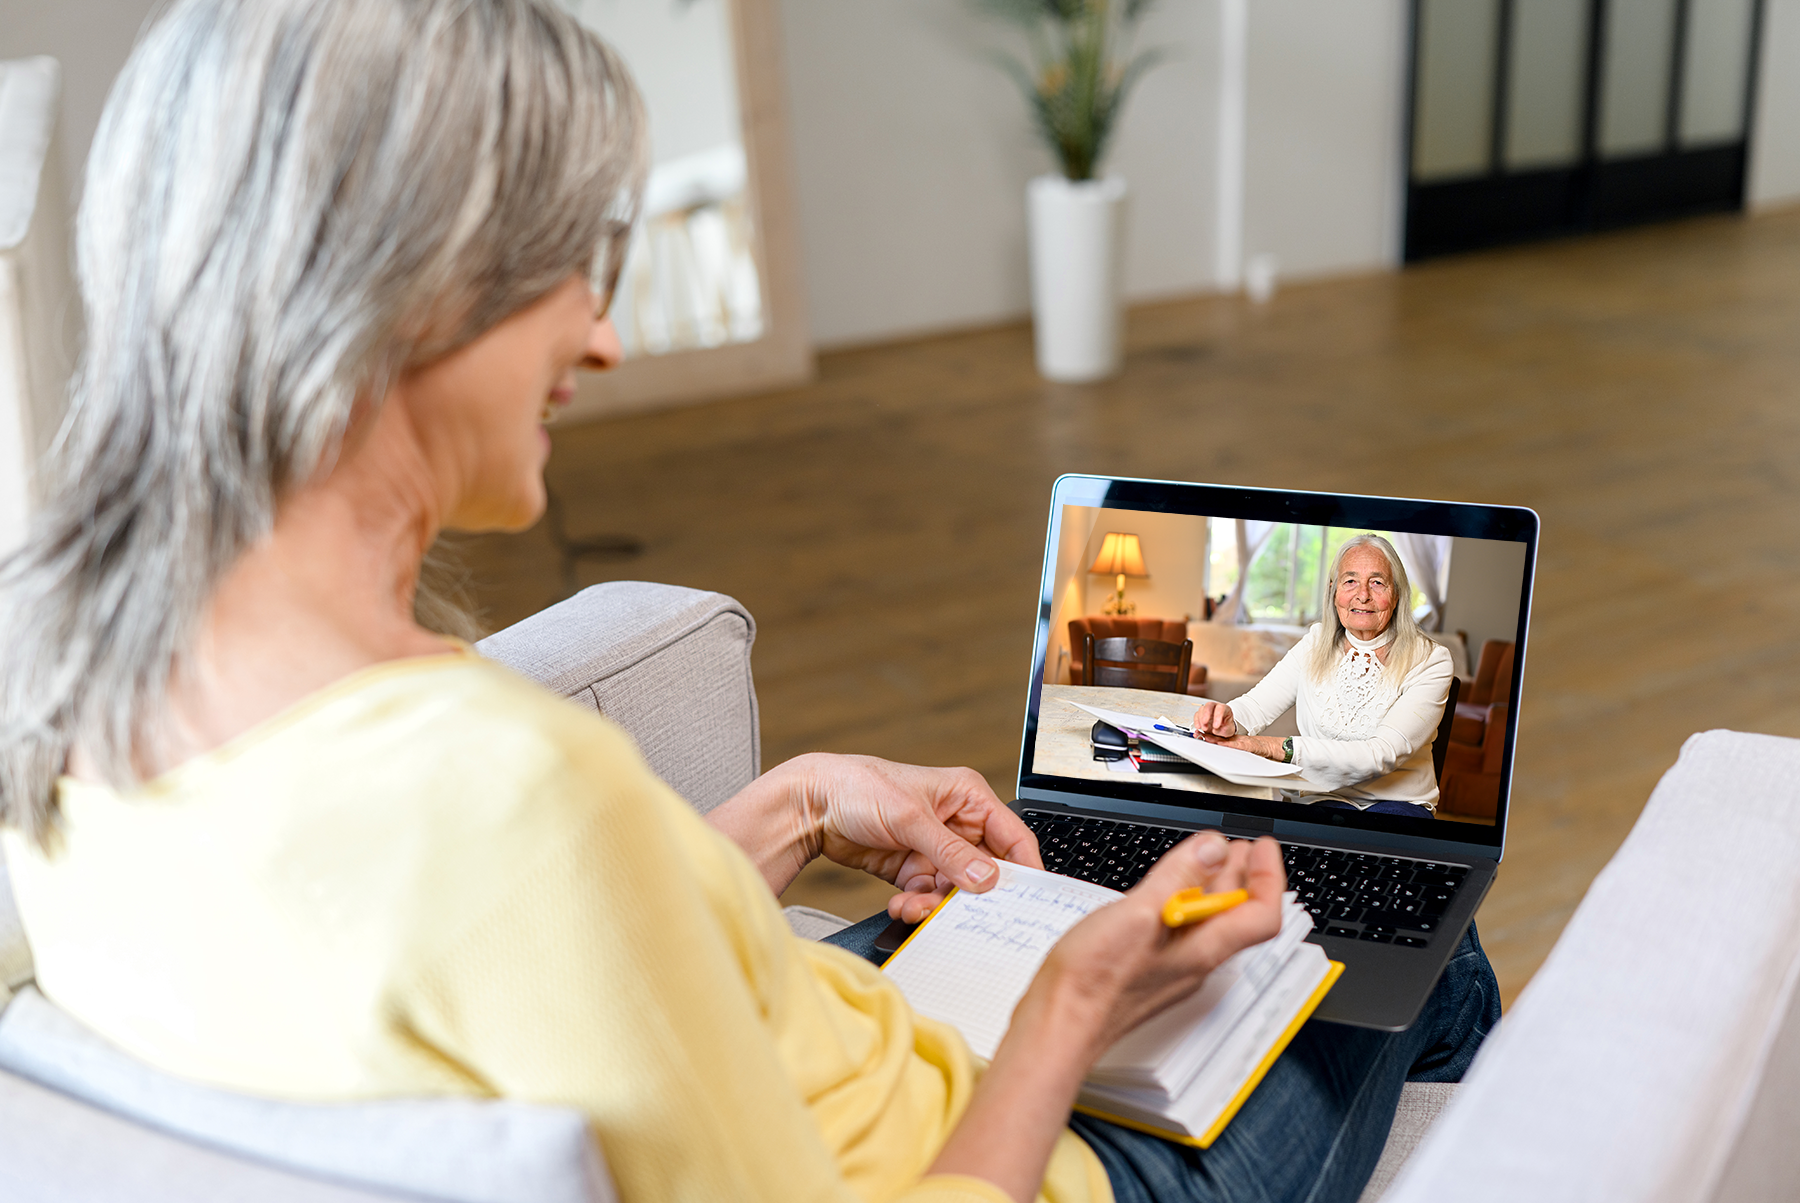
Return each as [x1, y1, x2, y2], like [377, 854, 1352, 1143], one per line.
[825, 916, 1500, 1203]
[1317, 799, 1434, 820]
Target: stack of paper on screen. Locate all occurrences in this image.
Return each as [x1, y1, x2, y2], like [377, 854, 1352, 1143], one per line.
[1063, 701, 1332, 790]
[881, 863, 1343, 1147]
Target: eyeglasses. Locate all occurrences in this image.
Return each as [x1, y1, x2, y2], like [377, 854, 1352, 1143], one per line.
[588, 219, 634, 318]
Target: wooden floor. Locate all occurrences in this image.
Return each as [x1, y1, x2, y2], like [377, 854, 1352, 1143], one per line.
[461, 206, 1800, 1010]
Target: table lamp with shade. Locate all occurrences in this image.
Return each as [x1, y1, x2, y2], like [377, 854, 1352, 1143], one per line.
[1089, 532, 1148, 616]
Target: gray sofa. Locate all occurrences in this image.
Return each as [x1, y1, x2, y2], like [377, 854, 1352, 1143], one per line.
[3, 582, 1799, 1201]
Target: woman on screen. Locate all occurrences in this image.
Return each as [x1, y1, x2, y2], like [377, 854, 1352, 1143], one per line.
[1192, 535, 1454, 818]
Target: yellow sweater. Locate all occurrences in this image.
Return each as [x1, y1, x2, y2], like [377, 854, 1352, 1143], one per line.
[4, 652, 1111, 1203]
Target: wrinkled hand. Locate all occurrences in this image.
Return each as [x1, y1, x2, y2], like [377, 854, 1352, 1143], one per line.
[1031, 833, 1286, 1057]
[1191, 701, 1237, 740]
[795, 754, 1043, 923]
[1191, 702, 1288, 761]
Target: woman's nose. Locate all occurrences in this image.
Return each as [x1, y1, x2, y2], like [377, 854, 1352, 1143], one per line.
[582, 318, 624, 371]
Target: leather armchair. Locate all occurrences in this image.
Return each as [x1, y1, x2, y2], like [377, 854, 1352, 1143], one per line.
[1439, 701, 1506, 819]
[1450, 640, 1513, 746]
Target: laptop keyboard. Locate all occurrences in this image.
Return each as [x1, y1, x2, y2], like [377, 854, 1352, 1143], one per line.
[1019, 810, 1469, 947]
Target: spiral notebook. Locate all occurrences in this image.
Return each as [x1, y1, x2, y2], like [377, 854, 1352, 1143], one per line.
[882, 862, 1343, 1147]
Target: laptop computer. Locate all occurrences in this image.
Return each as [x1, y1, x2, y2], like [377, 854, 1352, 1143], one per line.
[990, 475, 1534, 1031]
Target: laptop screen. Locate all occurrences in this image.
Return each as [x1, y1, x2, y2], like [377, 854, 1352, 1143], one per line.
[1019, 476, 1536, 851]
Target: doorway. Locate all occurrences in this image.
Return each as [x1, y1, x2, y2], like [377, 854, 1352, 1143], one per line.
[1405, 0, 1765, 260]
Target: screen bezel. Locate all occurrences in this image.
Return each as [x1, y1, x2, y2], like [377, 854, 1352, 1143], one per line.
[1017, 475, 1538, 854]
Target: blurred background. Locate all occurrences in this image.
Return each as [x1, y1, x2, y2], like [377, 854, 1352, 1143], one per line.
[5, 0, 1800, 1009]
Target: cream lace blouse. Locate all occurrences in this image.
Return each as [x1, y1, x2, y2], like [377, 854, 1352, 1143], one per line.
[1226, 624, 1455, 810]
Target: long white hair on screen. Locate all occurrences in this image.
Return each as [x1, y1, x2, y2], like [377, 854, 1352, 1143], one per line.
[1307, 534, 1433, 684]
[0, 0, 646, 847]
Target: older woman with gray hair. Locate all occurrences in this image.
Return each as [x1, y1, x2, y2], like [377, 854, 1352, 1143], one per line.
[0, 3, 1497, 1201]
[1193, 534, 1456, 818]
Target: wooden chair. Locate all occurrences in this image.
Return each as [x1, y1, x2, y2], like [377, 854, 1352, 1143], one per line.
[1082, 635, 1193, 694]
[1432, 674, 1462, 787]
[1067, 616, 1208, 694]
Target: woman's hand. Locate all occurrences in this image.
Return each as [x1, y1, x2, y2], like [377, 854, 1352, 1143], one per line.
[1032, 833, 1286, 1055]
[1193, 701, 1289, 762]
[928, 833, 1286, 1199]
[705, 753, 1040, 911]
[1201, 731, 1290, 763]
[802, 755, 1043, 923]
[1192, 701, 1237, 740]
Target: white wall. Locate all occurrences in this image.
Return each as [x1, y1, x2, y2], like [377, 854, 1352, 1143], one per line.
[1440, 538, 1529, 667]
[0, 0, 159, 209]
[1241, 0, 1409, 283]
[775, 0, 1224, 348]
[573, 0, 741, 165]
[1750, 0, 1800, 208]
[775, 0, 1411, 348]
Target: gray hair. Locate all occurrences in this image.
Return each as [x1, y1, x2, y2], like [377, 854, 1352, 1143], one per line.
[1307, 534, 1432, 684]
[0, 0, 646, 847]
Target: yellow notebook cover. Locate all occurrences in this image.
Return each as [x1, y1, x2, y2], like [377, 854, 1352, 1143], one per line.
[884, 875, 1345, 1150]
[1072, 958, 1346, 1148]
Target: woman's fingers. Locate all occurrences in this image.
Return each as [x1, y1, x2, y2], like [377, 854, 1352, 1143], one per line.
[1182, 838, 1286, 947]
[1130, 835, 1285, 967]
[1191, 702, 1236, 740]
[888, 887, 950, 923]
[1133, 831, 1233, 898]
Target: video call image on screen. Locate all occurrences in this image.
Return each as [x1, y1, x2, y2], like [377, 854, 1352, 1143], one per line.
[1030, 506, 1528, 828]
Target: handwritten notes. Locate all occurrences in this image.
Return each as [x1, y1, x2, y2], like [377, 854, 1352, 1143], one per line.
[882, 863, 1121, 1058]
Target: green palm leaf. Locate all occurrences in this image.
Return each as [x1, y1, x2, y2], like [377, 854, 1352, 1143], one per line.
[968, 0, 1165, 180]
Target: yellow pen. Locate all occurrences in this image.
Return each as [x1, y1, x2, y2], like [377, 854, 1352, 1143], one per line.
[1162, 887, 1250, 928]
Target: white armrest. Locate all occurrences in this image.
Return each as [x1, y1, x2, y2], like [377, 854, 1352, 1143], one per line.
[1386, 729, 1800, 1203]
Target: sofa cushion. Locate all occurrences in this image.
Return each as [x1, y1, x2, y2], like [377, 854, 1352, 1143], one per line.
[785, 905, 854, 940]
[0, 986, 613, 1203]
[1355, 1081, 1456, 1203]
[477, 581, 759, 814]
[0, 1065, 410, 1203]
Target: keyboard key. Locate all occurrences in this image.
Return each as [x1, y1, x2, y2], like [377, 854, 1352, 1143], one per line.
[1362, 909, 1437, 933]
[1324, 924, 1360, 938]
[1394, 935, 1430, 948]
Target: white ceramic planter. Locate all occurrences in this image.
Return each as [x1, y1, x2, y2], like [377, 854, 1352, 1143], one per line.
[1027, 174, 1128, 382]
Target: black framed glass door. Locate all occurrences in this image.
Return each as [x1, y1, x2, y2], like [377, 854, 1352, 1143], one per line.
[1404, 0, 1765, 261]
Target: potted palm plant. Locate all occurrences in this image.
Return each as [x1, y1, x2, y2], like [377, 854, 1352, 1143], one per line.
[976, 0, 1163, 381]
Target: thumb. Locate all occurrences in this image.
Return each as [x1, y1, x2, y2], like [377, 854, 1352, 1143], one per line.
[900, 809, 999, 893]
[1133, 831, 1231, 898]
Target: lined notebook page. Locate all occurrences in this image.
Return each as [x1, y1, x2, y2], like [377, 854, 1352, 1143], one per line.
[882, 863, 1121, 1059]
